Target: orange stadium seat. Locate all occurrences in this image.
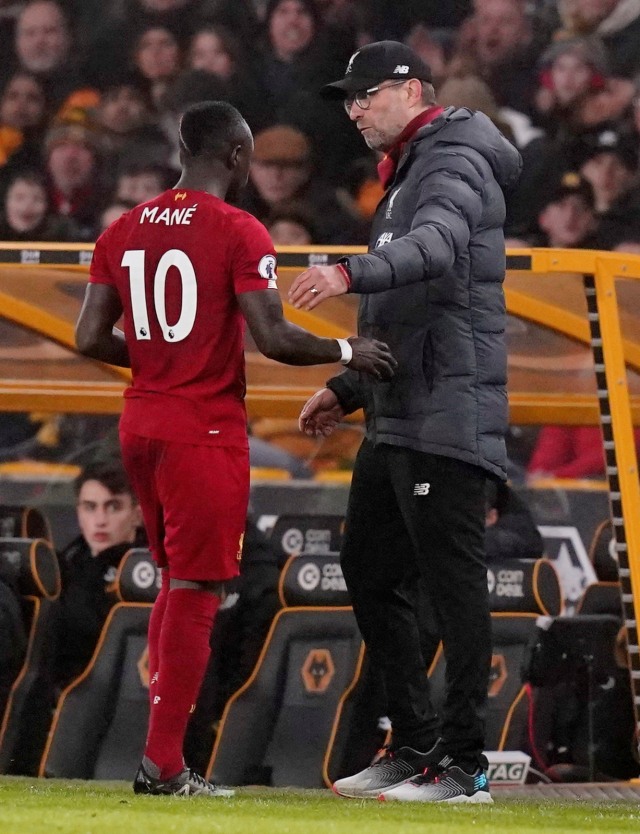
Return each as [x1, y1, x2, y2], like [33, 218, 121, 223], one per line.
[0, 538, 60, 775]
[39, 549, 159, 780]
[206, 552, 362, 788]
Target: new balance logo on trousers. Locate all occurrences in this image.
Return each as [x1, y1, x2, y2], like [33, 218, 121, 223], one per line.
[413, 483, 430, 495]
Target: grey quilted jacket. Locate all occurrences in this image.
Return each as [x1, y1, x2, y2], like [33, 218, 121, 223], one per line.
[328, 106, 522, 479]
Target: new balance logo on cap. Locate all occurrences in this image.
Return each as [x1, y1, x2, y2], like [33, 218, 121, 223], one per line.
[394, 65, 409, 74]
[413, 483, 431, 495]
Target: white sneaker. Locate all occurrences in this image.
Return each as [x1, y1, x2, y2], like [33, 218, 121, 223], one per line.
[332, 741, 450, 799]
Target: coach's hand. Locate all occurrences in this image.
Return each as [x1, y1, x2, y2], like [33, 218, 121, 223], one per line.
[299, 388, 344, 437]
[289, 265, 348, 310]
[347, 336, 397, 380]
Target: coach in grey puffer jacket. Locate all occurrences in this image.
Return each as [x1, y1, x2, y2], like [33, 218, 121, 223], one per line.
[326, 106, 521, 481]
[290, 41, 524, 796]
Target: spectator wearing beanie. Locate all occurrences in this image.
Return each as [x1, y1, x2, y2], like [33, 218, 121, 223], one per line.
[533, 38, 634, 135]
[239, 123, 368, 245]
[43, 118, 106, 238]
[554, 0, 640, 79]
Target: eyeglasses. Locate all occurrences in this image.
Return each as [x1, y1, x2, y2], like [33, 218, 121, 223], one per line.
[344, 80, 408, 114]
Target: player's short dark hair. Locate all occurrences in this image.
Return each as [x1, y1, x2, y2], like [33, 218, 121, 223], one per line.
[178, 101, 249, 160]
[74, 459, 137, 502]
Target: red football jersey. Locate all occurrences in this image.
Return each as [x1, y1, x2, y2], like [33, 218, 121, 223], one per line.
[90, 188, 278, 446]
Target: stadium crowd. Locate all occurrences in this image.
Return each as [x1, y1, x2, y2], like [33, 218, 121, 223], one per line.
[2, 0, 640, 475]
[0, 0, 639, 251]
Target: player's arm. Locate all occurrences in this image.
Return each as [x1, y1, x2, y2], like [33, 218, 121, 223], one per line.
[75, 283, 130, 368]
[237, 289, 396, 378]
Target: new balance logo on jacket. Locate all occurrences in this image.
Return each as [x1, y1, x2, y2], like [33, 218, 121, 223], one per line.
[413, 483, 430, 495]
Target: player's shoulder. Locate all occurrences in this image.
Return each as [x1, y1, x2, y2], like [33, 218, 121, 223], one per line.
[224, 203, 271, 241]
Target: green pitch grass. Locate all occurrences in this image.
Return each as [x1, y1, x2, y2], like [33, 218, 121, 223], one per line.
[1, 778, 640, 834]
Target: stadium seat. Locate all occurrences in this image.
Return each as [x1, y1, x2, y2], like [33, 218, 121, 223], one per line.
[521, 613, 632, 781]
[268, 514, 345, 566]
[206, 552, 364, 789]
[0, 538, 60, 775]
[576, 581, 622, 619]
[588, 518, 619, 582]
[38, 548, 159, 780]
[0, 505, 52, 543]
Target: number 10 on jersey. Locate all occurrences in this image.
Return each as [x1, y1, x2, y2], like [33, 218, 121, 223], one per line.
[122, 249, 197, 342]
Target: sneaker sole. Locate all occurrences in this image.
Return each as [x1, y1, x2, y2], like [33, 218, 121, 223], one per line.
[444, 791, 493, 804]
[379, 790, 493, 804]
[332, 784, 381, 799]
[133, 782, 235, 798]
[135, 788, 235, 798]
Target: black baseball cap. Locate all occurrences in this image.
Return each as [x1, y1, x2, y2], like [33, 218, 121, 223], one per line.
[321, 40, 432, 99]
[544, 171, 595, 210]
[575, 128, 639, 172]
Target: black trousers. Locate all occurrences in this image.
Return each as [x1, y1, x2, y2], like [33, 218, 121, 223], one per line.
[341, 438, 491, 765]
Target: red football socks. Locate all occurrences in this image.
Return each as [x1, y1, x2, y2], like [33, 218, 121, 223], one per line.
[144, 587, 219, 779]
[147, 571, 169, 706]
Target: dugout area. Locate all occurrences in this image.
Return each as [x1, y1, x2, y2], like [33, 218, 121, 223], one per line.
[0, 243, 639, 790]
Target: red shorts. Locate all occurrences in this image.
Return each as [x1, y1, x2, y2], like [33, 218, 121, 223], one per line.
[120, 429, 248, 581]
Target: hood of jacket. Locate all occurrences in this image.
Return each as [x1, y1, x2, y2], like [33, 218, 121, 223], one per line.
[411, 106, 522, 192]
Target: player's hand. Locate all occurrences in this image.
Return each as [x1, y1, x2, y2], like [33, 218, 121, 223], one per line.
[288, 265, 349, 310]
[347, 336, 397, 380]
[299, 388, 345, 437]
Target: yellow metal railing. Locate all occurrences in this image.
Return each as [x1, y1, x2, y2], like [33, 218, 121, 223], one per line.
[510, 249, 640, 736]
[1, 243, 640, 731]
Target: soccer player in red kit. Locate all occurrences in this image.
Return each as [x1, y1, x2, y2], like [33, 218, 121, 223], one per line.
[75, 100, 395, 797]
